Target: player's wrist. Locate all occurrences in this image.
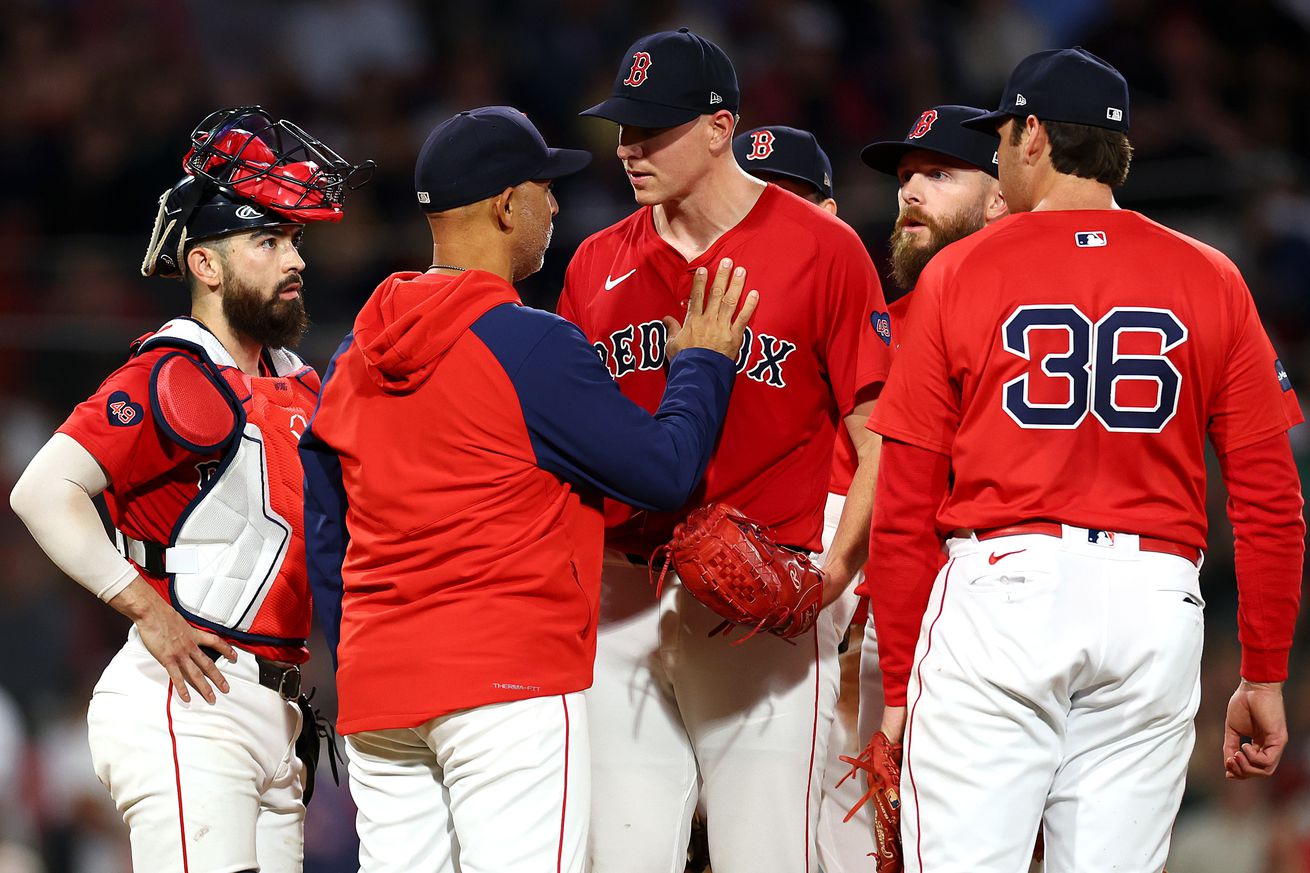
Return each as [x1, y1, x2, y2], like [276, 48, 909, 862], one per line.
[108, 576, 165, 623]
[1239, 678, 1285, 693]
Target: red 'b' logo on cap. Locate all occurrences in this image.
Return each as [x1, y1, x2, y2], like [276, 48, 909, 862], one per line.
[746, 130, 776, 160]
[623, 52, 653, 87]
[908, 109, 938, 139]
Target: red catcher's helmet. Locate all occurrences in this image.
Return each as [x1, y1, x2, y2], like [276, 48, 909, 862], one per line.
[143, 106, 375, 279]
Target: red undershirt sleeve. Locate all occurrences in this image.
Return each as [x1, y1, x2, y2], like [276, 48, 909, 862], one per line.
[866, 437, 952, 706]
[1216, 431, 1305, 682]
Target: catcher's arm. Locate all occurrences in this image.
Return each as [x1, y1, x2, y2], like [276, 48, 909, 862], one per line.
[10, 434, 236, 703]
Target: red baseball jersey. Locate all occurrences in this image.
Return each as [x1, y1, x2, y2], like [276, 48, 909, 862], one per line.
[559, 184, 888, 552]
[58, 329, 318, 662]
[868, 210, 1303, 549]
[828, 282, 906, 493]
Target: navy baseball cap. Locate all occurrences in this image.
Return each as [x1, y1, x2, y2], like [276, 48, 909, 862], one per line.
[861, 105, 999, 178]
[734, 126, 834, 199]
[415, 106, 592, 212]
[580, 28, 739, 128]
[962, 47, 1130, 135]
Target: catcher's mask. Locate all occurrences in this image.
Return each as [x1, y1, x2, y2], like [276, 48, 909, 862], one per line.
[143, 106, 375, 280]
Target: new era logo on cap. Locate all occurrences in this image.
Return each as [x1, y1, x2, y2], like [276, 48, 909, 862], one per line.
[1076, 231, 1107, 247]
[1276, 358, 1293, 391]
[1015, 93, 1028, 106]
[709, 91, 723, 105]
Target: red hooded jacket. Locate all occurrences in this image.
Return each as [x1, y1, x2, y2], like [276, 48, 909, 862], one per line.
[301, 270, 734, 733]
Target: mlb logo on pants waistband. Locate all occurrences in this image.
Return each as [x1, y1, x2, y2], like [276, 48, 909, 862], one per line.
[1076, 231, 1107, 247]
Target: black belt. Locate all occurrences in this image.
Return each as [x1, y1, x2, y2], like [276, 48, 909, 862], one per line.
[201, 646, 302, 700]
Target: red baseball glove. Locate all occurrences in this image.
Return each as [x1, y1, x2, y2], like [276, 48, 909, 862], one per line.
[839, 731, 903, 873]
[652, 503, 823, 641]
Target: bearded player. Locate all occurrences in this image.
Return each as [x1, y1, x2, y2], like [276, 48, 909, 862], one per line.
[868, 49, 1303, 871]
[9, 107, 370, 873]
[853, 103, 1007, 749]
[560, 29, 888, 872]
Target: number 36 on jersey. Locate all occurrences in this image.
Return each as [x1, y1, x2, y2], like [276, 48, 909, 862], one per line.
[1001, 305, 1187, 433]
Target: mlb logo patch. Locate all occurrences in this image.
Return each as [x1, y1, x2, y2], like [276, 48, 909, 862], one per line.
[871, 311, 892, 346]
[1107, 107, 1123, 122]
[1087, 529, 1116, 548]
[1076, 231, 1107, 247]
[1276, 358, 1293, 392]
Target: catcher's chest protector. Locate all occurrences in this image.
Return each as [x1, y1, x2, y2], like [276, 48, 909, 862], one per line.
[135, 318, 317, 645]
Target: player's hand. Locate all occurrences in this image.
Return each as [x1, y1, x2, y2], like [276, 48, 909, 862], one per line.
[1224, 679, 1287, 779]
[664, 257, 759, 362]
[109, 577, 237, 704]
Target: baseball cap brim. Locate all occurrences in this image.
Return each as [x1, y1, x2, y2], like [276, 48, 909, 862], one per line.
[579, 96, 702, 128]
[860, 141, 999, 178]
[751, 168, 829, 198]
[538, 147, 593, 180]
[860, 142, 918, 176]
[959, 109, 1017, 135]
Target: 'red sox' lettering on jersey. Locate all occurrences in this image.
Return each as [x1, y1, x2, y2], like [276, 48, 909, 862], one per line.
[593, 320, 798, 387]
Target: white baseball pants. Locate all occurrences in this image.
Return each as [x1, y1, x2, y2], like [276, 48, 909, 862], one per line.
[87, 626, 305, 873]
[345, 692, 588, 873]
[587, 494, 849, 873]
[900, 527, 1204, 873]
[813, 493, 877, 873]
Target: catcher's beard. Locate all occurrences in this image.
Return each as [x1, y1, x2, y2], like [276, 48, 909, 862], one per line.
[888, 201, 987, 291]
[222, 273, 310, 349]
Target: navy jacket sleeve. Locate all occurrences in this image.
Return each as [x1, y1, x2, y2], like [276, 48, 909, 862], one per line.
[298, 335, 353, 667]
[473, 306, 735, 511]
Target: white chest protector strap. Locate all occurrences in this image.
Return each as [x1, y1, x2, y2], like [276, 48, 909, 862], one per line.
[120, 318, 308, 643]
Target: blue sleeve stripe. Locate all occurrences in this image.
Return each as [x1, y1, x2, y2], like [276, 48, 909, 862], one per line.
[472, 306, 734, 511]
[298, 333, 354, 668]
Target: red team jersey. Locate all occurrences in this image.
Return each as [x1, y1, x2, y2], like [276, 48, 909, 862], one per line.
[869, 210, 1303, 548]
[559, 184, 888, 552]
[59, 330, 318, 662]
[830, 289, 911, 493]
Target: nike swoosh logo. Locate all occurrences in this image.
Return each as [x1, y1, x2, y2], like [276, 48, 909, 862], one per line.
[988, 549, 1026, 565]
[604, 268, 637, 291]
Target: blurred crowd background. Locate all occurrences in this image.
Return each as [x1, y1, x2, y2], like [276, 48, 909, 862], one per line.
[0, 0, 1308, 871]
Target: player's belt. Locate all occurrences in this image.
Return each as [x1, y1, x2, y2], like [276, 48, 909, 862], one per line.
[967, 521, 1202, 565]
[201, 646, 302, 700]
[114, 530, 207, 576]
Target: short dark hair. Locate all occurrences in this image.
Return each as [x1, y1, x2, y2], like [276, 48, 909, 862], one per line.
[1010, 117, 1133, 186]
[184, 235, 232, 295]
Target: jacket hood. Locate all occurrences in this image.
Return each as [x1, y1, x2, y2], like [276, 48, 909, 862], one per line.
[353, 270, 520, 393]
